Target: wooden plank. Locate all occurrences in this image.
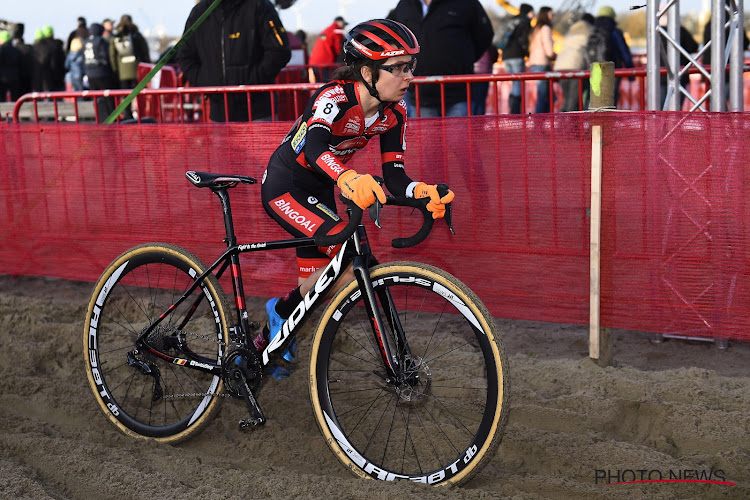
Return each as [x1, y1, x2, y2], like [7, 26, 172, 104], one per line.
[589, 125, 603, 360]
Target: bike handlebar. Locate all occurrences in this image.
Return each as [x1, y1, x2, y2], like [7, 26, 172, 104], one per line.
[313, 184, 454, 249]
[314, 199, 364, 248]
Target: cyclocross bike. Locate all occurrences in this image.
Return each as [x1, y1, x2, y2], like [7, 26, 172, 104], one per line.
[83, 170, 510, 487]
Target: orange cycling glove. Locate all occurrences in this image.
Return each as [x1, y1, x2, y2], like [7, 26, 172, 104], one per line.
[413, 182, 455, 219]
[337, 170, 386, 210]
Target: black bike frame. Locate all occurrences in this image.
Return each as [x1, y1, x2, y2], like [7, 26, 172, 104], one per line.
[134, 185, 406, 382]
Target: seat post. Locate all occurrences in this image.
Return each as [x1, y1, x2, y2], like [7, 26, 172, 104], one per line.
[213, 188, 237, 248]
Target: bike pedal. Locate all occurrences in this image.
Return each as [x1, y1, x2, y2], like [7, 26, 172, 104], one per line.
[239, 417, 266, 430]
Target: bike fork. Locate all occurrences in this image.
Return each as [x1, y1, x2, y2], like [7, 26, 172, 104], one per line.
[353, 256, 405, 382]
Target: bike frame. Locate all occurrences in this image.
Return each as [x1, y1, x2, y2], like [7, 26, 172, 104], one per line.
[134, 184, 407, 382]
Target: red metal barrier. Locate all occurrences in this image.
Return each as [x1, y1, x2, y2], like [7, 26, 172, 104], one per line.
[2, 114, 750, 342]
[10, 65, 750, 123]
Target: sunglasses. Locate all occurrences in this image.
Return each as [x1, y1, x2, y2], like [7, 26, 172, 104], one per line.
[379, 58, 417, 77]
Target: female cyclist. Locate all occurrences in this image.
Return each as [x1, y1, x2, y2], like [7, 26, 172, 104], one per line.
[258, 19, 454, 377]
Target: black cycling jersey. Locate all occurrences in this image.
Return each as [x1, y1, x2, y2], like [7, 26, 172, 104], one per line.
[272, 79, 413, 195]
[262, 79, 416, 278]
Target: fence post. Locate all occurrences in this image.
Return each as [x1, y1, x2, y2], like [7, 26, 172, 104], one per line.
[588, 61, 616, 110]
[589, 124, 612, 366]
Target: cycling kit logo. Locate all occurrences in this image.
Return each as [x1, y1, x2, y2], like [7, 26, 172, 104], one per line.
[270, 195, 323, 236]
[595, 469, 735, 486]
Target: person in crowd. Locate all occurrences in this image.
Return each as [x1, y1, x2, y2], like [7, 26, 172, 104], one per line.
[83, 23, 118, 121]
[66, 17, 89, 53]
[472, 43, 498, 115]
[308, 16, 347, 80]
[34, 25, 66, 92]
[0, 30, 24, 101]
[257, 19, 453, 378]
[528, 6, 556, 113]
[589, 6, 633, 107]
[109, 14, 151, 119]
[553, 12, 593, 112]
[294, 29, 308, 55]
[102, 18, 115, 41]
[177, 0, 292, 122]
[11, 23, 35, 95]
[389, 0, 493, 117]
[498, 3, 533, 114]
[64, 36, 85, 91]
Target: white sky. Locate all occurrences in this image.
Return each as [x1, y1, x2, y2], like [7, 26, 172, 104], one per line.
[3, 0, 708, 41]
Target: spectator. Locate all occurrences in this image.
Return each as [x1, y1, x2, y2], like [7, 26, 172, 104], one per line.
[308, 16, 347, 80]
[102, 19, 114, 41]
[158, 38, 181, 68]
[528, 6, 556, 113]
[498, 3, 534, 114]
[554, 13, 593, 112]
[389, 0, 493, 117]
[66, 17, 89, 53]
[11, 23, 35, 95]
[0, 30, 24, 101]
[65, 37, 85, 91]
[472, 44, 498, 115]
[589, 6, 633, 107]
[83, 23, 117, 121]
[295, 29, 308, 55]
[34, 25, 66, 92]
[109, 14, 151, 119]
[177, 0, 292, 122]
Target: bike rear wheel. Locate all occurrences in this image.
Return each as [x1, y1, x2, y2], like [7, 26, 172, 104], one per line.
[83, 243, 230, 443]
[309, 262, 510, 486]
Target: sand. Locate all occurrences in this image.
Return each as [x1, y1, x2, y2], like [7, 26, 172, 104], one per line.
[1, 274, 748, 499]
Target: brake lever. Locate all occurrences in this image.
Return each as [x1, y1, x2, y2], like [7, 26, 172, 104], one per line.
[369, 198, 383, 228]
[437, 183, 455, 235]
[369, 175, 386, 228]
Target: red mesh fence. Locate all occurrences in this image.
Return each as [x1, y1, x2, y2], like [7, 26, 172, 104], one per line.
[2, 113, 750, 341]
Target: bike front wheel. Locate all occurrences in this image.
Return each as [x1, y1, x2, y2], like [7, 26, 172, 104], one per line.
[309, 262, 510, 487]
[83, 243, 230, 443]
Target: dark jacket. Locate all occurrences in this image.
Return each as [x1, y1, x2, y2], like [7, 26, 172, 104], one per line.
[84, 24, 116, 81]
[177, 0, 292, 121]
[34, 37, 66, 91]
[502, 13, 533, 59]
[390, 0, 493, 107]
[594, 16, 633, 69]
[0, 42, 24, 101]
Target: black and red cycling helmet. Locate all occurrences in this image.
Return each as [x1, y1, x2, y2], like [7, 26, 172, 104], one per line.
[343, 19, 420, 65]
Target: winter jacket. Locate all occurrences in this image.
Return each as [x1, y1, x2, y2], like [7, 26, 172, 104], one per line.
[64, 49, 85, 90]
[554, 20, 592, 71]
[308, 21, 345, 65]
[108, 27, 151, 82]
[177, 0, 292, 121]
[83, 24, 116, 81]
[390, 0, 493, 107]
[34, 37, 66, 91]
[593, 16, 633, 69]
[502, 15, 533, 59]
[0, 43, 24, 100]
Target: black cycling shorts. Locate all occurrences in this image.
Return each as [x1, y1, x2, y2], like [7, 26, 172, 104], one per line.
[261, 153, 346, 279]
